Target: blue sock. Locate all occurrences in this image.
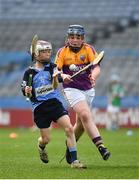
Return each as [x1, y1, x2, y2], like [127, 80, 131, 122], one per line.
[68, 147, 77, 162]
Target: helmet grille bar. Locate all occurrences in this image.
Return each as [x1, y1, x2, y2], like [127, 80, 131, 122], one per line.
[67, 24, 85, 36]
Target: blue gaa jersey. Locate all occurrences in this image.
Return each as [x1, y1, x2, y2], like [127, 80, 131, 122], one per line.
[21, 63, 62, 110]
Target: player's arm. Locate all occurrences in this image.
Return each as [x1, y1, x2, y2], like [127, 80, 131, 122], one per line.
[54, 48, 72, 84]
[89, 65, 101, 86]
[52, 67, 62, 89]
[21, 70, 32, 97]
[87, 46, 101, 86]
[52, 68, 70, 84]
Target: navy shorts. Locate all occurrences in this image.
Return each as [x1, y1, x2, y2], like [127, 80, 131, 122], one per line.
[34, 98, 68, 129]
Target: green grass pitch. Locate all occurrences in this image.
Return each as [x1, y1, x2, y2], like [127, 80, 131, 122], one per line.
[0, 128, 139, 179]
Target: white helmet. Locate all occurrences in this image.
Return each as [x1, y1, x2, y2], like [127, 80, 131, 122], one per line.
[110, 74, 120, 82]
[30, 40, 52, 56]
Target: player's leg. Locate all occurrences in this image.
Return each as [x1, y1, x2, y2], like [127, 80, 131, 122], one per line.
[73, 100, 110, 160]
[107, 105, 120, 130]
[64, 88, 85, 143]
[34, 102, 52, 163]
[57, 114, 86, 168]
[64, 115, 84, 164]
[64, 87, 110, 161]
[74, 114, 84, 141]
[34, 105, 52, 164]
[113, 109, 120, 130]
[106, 105, 114, 130]
[38, 128, 51, 163]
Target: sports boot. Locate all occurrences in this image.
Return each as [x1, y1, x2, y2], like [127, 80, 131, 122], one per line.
[65, 146, 72, 164]
[71, 160, 87, 169]
[98, 145, 111, 160]
[38, 144, 49, 163]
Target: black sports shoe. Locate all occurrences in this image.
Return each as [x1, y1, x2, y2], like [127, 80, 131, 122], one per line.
[98, 145, 111, 160]
[59, 141, 72, 164]
[65, 143, 72, 164]
[38, 144, 49, 163]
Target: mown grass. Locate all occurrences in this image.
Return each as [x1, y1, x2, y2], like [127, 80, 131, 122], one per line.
[0, 128, 139, 179]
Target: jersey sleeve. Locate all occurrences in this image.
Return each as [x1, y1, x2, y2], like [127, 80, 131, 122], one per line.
[21, 70, 29, 96]
[21, 69, 33, 96]
[54, 47, 65, 70]
[87, 45, 98, 63]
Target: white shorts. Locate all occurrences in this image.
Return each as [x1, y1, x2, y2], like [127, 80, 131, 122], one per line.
[63, 87, 95, 107]
[107, 104, 120, 113]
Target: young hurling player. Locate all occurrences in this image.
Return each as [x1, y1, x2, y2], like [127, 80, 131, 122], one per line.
[55, 25, 111, 164]
[107, 74, 125, 130]
[21, 39, 86, 168]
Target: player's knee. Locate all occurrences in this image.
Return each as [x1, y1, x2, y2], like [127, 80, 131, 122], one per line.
[65, 125, 74, 136]
[80, 110, 90, 123]
[42, 136, 50, 144]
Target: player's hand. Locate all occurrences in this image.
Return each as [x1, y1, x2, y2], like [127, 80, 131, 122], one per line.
[25, 86, 32, 96]
[61, 74, 73, 84]
[52, 69, 61, 89]
[52, 69, 61, 78]
[88, 74, 96, 87]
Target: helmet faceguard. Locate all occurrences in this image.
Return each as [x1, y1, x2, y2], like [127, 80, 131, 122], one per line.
[66, 25, 85, 52]
[30, 40, 52, 57]
[67, 25, 85, 36]
[30, 40, 52, 65]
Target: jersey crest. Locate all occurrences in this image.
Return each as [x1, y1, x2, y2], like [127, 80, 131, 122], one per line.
[80, 54, 85, 61]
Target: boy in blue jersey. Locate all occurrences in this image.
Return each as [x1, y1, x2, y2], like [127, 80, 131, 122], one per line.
[21, 39, 86, 168]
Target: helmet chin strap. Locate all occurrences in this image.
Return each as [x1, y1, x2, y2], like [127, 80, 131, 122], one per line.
[67, 39, 84, 53]
[69, 44, 83, 53]
[36, 59, 50, 65]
